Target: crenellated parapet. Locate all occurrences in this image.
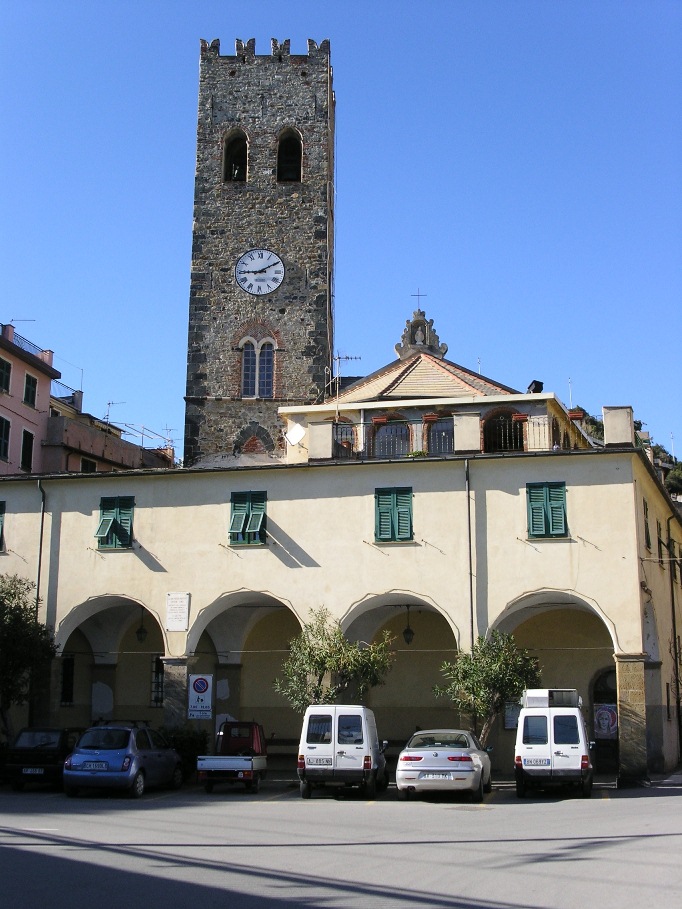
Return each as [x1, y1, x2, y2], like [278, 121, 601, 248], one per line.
[199, 38, 221, 56]
[199, 37, 330, 61]
[271, 38, 290, 57]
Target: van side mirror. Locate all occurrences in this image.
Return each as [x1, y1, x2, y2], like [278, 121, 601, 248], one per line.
[589, 741, 596, 750]
[485, 746, 493, 753]
[381, 740, 388, 753]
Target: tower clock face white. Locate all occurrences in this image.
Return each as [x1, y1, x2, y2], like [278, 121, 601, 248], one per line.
[235, 248, 285, 295]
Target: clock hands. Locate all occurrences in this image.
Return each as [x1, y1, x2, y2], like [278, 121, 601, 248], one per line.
[240, 261, 280, 276]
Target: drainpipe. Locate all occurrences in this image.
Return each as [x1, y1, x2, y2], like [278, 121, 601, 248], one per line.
[465, 459, 475, 650]
[666, 515, 681, 763]
[36, 479, 46, 618]
[28, 479, 47, 727]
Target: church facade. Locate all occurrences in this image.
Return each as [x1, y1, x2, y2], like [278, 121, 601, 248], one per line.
[0, 38, 680, 781]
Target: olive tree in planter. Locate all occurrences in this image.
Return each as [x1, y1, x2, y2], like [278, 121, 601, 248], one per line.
[274, 607, 395, 713]
[434, 631, 541, 746]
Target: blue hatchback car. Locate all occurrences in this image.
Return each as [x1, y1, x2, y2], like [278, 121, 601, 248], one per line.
[63, 724, 183, 798]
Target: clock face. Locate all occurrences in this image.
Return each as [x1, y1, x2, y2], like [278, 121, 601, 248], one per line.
[235, 248, 285, 295]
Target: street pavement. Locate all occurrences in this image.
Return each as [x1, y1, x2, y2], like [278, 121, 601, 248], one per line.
[1, 769, 681, 909]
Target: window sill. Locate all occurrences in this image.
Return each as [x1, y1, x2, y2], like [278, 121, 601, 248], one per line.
[373, 539, 418, 546]
[526, 535, 571, 542]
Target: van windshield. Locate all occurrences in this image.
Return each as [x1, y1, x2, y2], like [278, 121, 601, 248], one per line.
[307, 715, 332, 744]
[337, 716, 363, 745]
[553, 714, 580, 744]
[522, 716, 548, 745]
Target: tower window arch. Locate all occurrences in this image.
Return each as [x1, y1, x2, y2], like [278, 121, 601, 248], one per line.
[277, 130, 302, 182]
[240, 338, 275, 399]
[223, 130, 248, 182]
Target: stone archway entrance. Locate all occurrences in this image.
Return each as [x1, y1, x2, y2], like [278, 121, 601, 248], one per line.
[52, 597, 166, 728]
[492, 598, 616, 772]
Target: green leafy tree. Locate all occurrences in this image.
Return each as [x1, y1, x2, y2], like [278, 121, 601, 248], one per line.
[665, 461, 682, 496]
[435, 631, 541, 746]
[0, 574, 56, 741]
[274, 607, 395, 713]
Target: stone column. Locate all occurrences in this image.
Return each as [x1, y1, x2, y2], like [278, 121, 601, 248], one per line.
[615, 653, 648, 783]
[162, 658, 190, 728]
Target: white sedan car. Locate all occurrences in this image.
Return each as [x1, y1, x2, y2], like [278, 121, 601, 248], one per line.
[395, 729, 492, 801]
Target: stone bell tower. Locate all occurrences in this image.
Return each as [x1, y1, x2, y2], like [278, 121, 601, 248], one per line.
[184, 38, 334, 465]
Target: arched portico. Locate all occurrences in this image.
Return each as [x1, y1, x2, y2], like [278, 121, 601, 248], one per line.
[186, 591, 302, 740]
[343, 592, 461, 744]
[491, 590, 655, 780]
[50, 595, 165, 729]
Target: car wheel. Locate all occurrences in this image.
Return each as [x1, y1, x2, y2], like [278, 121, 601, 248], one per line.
[472, 776, 484, 803]
[170, 765, 183, 790]
[246, 776, 260, 793]
[204, 781, 214, 794]
[581, 777, 593, 798]
[397, 787, 408, 801]
[300, 780, 312, 799]
[64, 785, 79, 798]
[377, 769, 389, 792]
[515, 777, 526, 799]
[484, 771, 493, 794]
[129, 771, 145, 799]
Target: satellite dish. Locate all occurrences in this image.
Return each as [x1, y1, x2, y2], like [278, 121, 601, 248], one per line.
[284, 423, 305, 446]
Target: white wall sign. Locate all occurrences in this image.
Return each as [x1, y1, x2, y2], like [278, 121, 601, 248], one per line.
[188, 674, 213, 720]
[166, 592, 190, 631]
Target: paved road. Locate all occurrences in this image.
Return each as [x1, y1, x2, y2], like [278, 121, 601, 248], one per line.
[1, 775, 681, 909]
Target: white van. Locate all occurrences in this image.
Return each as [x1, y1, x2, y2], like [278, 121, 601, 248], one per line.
[514, 689, 594, 798]
[297, 705, 389, 799]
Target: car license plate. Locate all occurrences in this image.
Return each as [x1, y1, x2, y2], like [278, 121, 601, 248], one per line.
[423, 772, 450, 779]
[22, 768, 44, 775]
[307, 757, 332, 765]
[82, 761, 108, 771]
[524, 758, 550, 766]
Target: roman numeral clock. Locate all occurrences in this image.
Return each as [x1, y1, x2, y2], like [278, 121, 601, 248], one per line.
[235, 249, 285, 296]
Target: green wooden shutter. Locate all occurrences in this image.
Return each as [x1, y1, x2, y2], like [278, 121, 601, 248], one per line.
[230, 493, 250, 543]
[116, 497, 135, 547]
[97, 497, 118, 548]
[395, 488, 413, 541]
[375, 490, 394, 541]
[527, 485, 547, 537]
[247, 492, 267, 542]
[547, 484, 567, 536]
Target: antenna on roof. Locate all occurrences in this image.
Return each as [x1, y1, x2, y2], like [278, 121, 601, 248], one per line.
[331, 352, 361, 419]
[105, 401, 124, 423]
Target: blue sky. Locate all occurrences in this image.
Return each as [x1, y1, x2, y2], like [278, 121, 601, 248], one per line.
[1, 1, 680, 461]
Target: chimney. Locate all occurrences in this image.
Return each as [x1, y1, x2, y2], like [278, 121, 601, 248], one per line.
[602, 406, 635, 447]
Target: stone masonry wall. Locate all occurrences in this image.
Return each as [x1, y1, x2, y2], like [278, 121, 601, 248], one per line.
[184, 38, 334, 464]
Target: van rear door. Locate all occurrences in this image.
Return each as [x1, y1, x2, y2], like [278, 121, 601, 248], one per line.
[302, 711, 335, 773]
[520, 711, 552, 775]
[550, 712, 582, 778]
[335, 710, 365, 775]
